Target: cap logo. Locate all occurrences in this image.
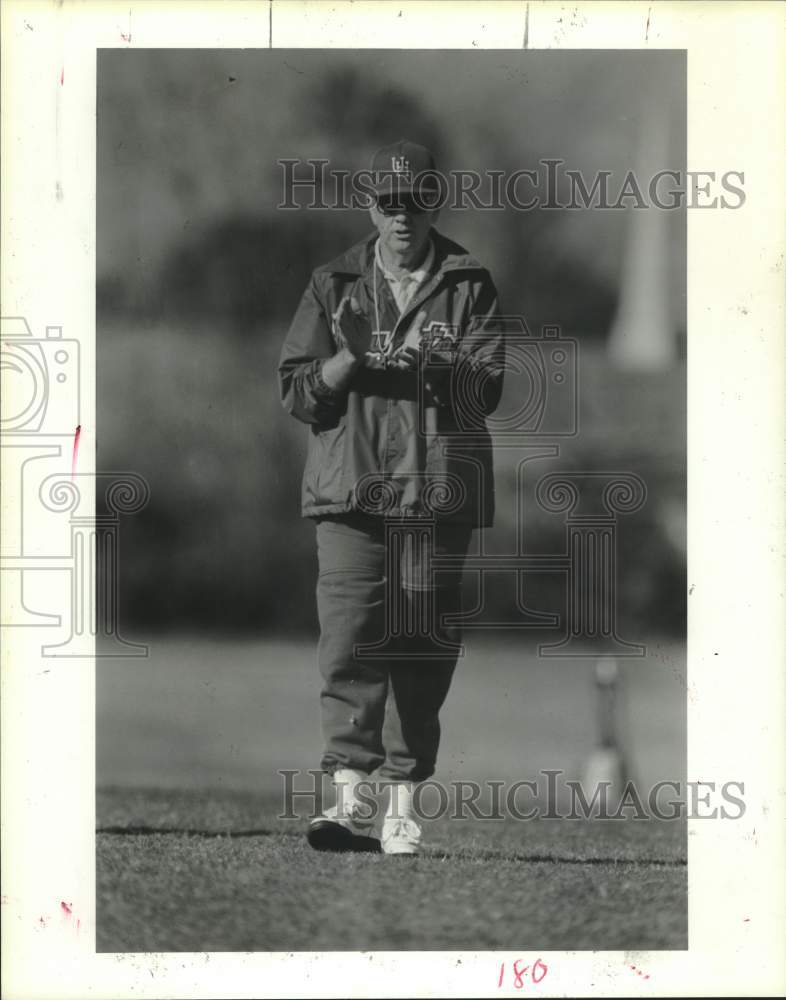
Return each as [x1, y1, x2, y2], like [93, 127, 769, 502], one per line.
[391, 155, 411, 175]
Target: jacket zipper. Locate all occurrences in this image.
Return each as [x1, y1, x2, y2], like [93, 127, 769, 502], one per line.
[386, 271, 448, 353]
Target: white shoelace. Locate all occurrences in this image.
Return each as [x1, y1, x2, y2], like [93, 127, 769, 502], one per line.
[383, 817, 422, 843]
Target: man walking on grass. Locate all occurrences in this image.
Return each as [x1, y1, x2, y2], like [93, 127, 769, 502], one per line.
[279, 140, 505, 854]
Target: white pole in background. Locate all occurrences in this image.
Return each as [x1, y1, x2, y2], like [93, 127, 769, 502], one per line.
[608, 91, 677, 371]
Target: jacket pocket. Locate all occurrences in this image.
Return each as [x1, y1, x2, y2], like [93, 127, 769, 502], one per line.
[313, 421, 347, 505]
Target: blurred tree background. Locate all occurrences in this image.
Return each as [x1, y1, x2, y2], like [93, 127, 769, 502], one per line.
[97, 49, 686, 638]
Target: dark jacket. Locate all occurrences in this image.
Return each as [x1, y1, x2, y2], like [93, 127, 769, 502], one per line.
[278, 228, 504, 526]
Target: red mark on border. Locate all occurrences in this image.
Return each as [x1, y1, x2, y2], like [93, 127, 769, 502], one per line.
[120, 31, 132, 42]
[59, 900, 80, 932]
[60, 67, 64, 85]
[71, 425, 81, 479]
[629, 964, 650, 981]
[497, 958, 549, 988]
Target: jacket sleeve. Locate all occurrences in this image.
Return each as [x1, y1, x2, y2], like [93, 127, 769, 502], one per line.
[453, 272, 506, 420]
[278, 274, 345, 425]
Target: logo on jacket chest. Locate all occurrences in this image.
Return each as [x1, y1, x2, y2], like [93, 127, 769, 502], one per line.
[370, 329, 391, 354]
[420, 321, 460, 351]
[365, 321, 460, 367]
[368, 322, 458, 354]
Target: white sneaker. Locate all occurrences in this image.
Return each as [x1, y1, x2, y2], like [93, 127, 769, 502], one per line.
[381, 816, 422, 856]
[307, 801, 377, 852]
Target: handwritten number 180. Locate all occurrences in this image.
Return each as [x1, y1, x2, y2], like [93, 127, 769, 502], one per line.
[498, 958, 548, 988]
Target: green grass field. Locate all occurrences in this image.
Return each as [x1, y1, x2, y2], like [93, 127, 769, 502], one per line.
[97, 635, 686, 952]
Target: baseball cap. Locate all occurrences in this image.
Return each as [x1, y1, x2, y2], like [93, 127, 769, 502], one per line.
[369, 139, 440, 197]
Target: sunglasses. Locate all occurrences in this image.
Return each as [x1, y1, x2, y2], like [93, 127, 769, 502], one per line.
[375, 196, 432, 216]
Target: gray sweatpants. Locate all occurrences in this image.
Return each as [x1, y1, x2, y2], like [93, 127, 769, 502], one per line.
[315, 513, 472, 781]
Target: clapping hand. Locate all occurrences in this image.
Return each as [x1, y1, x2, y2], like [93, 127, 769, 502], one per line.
[387, 344, 422, 372]
[331, 295, 371, 360]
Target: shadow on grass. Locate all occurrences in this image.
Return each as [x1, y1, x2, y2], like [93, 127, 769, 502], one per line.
[97, 825, 685, 867]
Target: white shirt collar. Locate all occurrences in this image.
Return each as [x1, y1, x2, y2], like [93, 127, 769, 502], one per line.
[374, 238, 435, 285]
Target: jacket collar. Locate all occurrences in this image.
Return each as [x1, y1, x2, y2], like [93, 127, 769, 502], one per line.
[374, 237, 435, 285]
[318, 227, 485, 279]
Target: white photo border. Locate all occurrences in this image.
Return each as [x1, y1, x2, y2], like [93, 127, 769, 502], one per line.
[1, 1, 784, 997]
